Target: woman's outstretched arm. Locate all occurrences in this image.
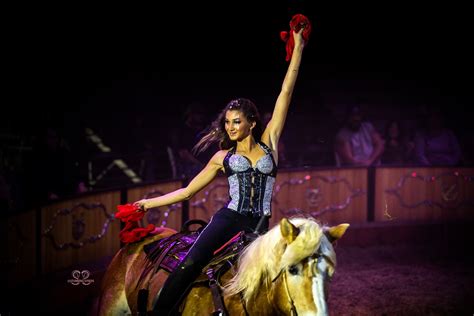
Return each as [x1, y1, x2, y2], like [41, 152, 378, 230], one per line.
[134, 150, 227, 210]
[261, 28, 306, 160]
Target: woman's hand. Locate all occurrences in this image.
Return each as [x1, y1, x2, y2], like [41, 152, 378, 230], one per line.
[293, 27, 305, 48]
[133, 199, 150, 212]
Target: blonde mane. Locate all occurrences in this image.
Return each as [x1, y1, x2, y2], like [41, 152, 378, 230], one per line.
[224, 217, 325, 304]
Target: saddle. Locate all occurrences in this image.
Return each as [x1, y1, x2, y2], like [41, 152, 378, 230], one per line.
[143, 219, 254, 276]
[139, 219, 258, 315]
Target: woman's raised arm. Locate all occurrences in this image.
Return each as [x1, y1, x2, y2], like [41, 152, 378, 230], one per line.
[262, 28, 306, 158]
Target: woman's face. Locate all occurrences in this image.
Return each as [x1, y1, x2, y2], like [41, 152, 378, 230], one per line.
[225, 110, 254, 141]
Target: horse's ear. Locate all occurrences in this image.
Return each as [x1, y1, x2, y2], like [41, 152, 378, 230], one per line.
[280, 218, 300, 244]
[324, 223, 349, 243]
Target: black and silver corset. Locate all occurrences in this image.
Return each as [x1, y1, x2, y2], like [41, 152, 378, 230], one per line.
[223, 141, 277, 217]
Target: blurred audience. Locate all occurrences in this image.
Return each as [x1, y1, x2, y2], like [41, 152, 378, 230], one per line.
[23, 127, 86, 205]
[380, 120, 415, 165]
[334, 104, 385, 167]
[168, 102, 213, 179]
[414, 108, 462, 166]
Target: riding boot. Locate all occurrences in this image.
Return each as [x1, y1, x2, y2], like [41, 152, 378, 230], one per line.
[152, 255, 205, 315]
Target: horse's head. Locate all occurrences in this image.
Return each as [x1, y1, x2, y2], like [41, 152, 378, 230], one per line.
[275, 218, 349, 315]
[225, 217, 349, 316]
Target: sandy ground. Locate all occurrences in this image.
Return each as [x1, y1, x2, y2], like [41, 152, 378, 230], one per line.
[328, 244, 474, 315]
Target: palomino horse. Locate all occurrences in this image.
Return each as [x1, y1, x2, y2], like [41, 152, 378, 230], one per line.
[97, 217, 349, 315]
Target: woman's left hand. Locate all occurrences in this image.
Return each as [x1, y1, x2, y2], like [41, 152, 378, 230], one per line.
[293, 28, 305, 48]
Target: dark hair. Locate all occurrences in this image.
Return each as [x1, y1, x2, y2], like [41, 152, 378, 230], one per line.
[192, 98, 263, 155]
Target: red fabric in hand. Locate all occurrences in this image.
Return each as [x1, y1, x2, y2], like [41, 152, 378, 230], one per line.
[115, 203, 156, 244]
[280, 14, 312, 61]
[115, 203, 144, 222]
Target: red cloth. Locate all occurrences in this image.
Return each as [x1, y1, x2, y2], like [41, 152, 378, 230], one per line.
[115, 203, 156, 244]
[115, 203, 144, 222]
[280, 14, 312, 61]
[119, 221, 156, 244]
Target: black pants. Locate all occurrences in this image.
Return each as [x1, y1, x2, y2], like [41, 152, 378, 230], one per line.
[152, 207, 268, 315]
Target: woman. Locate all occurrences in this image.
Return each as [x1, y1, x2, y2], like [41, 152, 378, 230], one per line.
[134, 27, 306, 315]
[381, 120, 415, 165]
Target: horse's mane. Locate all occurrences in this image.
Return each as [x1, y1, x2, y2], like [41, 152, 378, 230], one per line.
[224, 217, 327, 304]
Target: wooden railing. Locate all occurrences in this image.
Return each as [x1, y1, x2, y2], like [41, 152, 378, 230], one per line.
[374, 167, 474, 222]
[2, 166, 473, 286]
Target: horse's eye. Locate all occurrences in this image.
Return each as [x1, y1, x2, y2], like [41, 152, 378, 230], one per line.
[288, 265, 299, 275]
[311, 252, 321, 259]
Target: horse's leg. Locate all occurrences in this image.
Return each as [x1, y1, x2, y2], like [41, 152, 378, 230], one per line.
[98, 249, 131, 316]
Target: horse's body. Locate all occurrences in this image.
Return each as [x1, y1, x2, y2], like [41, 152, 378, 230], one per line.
[97, 217, 348, 316]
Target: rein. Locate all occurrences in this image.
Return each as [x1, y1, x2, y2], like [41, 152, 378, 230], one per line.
[270, 250, 329, 316]
[282, 270, 298, 316]
[272, 269, 297, 315]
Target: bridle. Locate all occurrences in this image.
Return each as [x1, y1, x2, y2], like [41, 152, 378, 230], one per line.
[271, 250, 332, 316]
[239, 269, 298, 316]
[282, 268, 298, 316]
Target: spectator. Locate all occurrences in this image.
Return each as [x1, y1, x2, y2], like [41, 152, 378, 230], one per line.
[414, 108, 462, 166]
[24, 127, 86, 205]
[381, 120, 415, 165]
[334, 104, 385, 167]
[168, 102, 213, 179]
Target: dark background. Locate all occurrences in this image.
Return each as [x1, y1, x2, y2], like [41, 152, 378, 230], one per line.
[10, 1, 473, 116]
[2, 1, 473, 210]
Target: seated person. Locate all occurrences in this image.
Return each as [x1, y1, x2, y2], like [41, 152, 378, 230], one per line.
[414, 109, 462, 166]
[334, 105, 385, 167]
[381, 120, 415, 165]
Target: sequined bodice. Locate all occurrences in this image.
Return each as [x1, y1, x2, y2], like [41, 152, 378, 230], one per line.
[223, 141, 277, 217]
